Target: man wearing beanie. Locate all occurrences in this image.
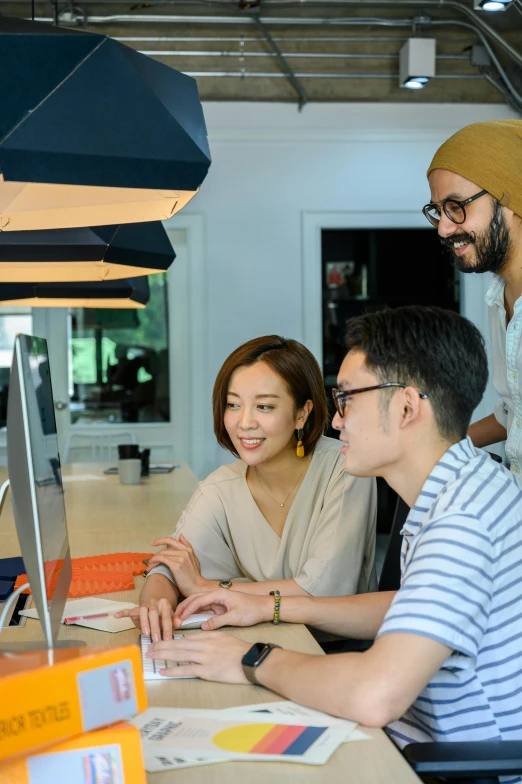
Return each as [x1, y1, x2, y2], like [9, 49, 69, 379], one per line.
[426, 120, 522, 479]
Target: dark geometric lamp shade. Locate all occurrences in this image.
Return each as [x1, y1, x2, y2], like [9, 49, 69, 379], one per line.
[0, 222, 175, 282]
[0, 18, 211, 231]
[0, 277, 150, 309]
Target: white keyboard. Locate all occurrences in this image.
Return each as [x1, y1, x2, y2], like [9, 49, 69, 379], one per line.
[140, 633, 196, 680]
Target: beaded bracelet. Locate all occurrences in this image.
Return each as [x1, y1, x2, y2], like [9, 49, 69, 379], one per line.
[269, 589, 281, 625]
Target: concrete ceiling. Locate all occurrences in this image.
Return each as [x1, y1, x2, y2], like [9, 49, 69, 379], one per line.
[3, 0, 522, 107]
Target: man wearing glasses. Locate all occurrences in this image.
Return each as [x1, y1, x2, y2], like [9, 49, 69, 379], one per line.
[144, 306, 522, 763]
[424, 120, 522, 479]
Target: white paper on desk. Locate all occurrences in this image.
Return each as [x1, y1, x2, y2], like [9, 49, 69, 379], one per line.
[346, 729, 371, 742]
[19, 597, 137, 632]
[143, 730, 368, 773]
[221, 701, 359, 743]
[74, 615, 136, 633]
[139, 752, 225, 773]
[132, 707, 348, 766]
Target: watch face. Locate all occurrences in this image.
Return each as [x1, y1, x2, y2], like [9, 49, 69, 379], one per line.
[242, 643, 268, 667]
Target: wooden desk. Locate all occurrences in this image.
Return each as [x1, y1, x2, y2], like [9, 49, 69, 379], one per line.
[0, 464, 420, 784]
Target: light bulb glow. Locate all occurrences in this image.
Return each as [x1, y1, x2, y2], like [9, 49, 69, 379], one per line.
[404, 79, 425, 90]
[481, 0, 507, 9]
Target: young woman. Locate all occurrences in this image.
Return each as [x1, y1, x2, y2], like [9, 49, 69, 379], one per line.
[118, 335, 376, 640]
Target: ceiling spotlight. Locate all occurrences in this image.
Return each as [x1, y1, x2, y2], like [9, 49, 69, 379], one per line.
[399, 39, 436, 90]
[404, 79, 427, 90]
[474, 0, 511, 10]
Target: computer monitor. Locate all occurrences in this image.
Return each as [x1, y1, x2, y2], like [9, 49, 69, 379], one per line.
[4, 334, 76, 650]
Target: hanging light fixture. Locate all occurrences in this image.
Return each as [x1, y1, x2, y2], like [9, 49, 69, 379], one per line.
[0, 221, 175, 282]
[0, 18, 211, 232]
[399, 39, 436, 90]
[0, 277, 150, 309]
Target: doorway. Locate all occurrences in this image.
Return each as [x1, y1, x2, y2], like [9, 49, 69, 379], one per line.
[321, 226, 459, 421]
[302, 210, 464, 570]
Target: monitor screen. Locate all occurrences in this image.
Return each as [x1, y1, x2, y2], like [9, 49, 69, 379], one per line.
[6, 334, 71, 648]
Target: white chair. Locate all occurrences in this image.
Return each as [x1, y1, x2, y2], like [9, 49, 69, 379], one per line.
[62, 429, 137, 463]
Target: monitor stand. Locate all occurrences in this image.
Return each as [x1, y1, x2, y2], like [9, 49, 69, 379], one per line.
[0, 479, 10, 517]
[0, 480, 86, 650]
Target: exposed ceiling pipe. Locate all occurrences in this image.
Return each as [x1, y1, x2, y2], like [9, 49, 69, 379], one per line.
[114, 36, 474, 43]
[136, 49, 470, 60]
[254, 16, 308, 107]
[34, 15, 418, 24]
[36, 6, 522, 68]
[183, 71, 482, 79]
[431, 19, 522, 110]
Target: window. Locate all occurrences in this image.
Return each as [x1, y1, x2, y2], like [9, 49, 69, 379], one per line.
[69, 274, 170, 425]
[0, 308, 33, 428]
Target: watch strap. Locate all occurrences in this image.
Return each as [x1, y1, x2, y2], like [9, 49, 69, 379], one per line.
[242, 642, 281, 684]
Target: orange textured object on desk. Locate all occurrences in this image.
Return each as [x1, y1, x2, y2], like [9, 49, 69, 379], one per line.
[0, 647, 147, 762]
[14, 552, 153, 598]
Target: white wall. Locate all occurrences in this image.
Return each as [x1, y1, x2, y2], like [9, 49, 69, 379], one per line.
[181, 102, 518, 472]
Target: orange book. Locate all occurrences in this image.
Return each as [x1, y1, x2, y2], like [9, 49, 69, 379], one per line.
[0, 646, 147, 762]
[0, 722, 146, 784]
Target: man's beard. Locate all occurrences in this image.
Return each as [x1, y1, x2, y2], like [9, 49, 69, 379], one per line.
[440, 201, 512, 275]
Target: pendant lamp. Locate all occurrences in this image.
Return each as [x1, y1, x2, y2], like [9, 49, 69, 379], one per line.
[0, 221, 175, 282]
[0, 277, 150, 309]
[0, 18, 211, 232]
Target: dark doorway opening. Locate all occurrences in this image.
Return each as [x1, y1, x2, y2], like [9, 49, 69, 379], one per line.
[321, 227, 459, 536]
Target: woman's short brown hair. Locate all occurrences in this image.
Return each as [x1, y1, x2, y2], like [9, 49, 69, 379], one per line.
[213, 335, 329, 458]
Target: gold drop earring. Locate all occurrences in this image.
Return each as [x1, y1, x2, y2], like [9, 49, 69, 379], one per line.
[296, 428, 305, 458]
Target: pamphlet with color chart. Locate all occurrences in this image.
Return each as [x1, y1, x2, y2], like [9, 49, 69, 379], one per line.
[132, 707, 350, 766]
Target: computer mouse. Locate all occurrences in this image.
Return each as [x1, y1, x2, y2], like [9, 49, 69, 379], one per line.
[179, 611, 215, 630]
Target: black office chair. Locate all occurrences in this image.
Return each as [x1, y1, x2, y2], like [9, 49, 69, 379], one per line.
[404, 741, 522, 783]
[317, 492, 407, 654]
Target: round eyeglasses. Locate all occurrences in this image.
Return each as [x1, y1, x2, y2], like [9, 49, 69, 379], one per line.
[332, 383, 428, 418]
[422, 189, 488, 228]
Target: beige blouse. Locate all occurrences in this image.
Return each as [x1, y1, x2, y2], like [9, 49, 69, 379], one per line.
[149, 436, 377, 597]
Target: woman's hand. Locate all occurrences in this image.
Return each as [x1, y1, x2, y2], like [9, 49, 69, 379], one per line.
[173, 589, 273, 630]
[147, 534, 211, 598]
[146, 631, 251, 683]
[115, 596, 176, 642]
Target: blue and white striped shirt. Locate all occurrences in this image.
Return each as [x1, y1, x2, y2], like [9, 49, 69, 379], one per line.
[377, 437, 522, 784]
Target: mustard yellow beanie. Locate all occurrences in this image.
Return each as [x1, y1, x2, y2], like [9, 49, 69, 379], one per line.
[427, 119, 522, 218]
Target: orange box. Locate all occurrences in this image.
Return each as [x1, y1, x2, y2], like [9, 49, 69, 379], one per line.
[0, 646, 147, 762]
[0, 722, 146, 784]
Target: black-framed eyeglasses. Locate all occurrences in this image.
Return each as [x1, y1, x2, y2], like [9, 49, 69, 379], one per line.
[422, 189, 488, 228]
[332, 383, 429, 417]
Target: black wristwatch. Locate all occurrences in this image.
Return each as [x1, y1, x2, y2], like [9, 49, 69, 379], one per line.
[242, 642, 281, 684]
